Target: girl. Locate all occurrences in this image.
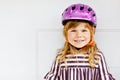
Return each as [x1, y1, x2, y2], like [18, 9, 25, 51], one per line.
[44, 3, 115, 80]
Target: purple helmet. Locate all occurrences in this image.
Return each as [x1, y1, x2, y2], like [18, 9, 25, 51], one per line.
[62, 3, 97, 27]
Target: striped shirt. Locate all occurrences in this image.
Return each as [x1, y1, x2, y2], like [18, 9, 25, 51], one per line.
[44, 51, 115, 80]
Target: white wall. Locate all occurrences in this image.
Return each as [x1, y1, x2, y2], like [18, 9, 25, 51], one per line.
[0, 0, 119, 80]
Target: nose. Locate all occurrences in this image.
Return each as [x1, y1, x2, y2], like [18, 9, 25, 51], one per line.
[76, 31, 82, 37]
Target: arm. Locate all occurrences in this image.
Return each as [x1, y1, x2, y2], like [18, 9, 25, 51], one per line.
[44, 56, 60, 80]
[98, 51, 115, 80]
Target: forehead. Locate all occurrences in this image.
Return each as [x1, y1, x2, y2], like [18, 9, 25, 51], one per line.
[69, 23, 89, 29]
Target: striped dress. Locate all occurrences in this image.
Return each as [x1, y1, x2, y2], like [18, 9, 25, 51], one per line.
[44, 51, 115, 80]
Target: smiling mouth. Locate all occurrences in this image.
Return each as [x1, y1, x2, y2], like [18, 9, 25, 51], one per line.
[74, 40, 85, 43]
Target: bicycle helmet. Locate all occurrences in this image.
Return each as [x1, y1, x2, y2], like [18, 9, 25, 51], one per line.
[62, 3, 97, 28]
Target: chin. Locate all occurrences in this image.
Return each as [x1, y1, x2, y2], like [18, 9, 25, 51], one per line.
[75, 46, 84, 48]
[74, 44, 87, 48]
[73, 45, 84, 48]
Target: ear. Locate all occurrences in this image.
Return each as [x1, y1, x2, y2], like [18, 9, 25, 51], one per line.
[90, 26, 95, 34]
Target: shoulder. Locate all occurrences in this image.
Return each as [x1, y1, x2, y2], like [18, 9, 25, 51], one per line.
[56, 48, 63, 55]
[96, 51, 104, 57]
[96, 51, 106, 60]
[55, 48, 63, 59]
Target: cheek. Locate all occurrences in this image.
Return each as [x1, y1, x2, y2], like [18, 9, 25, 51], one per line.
[85, 33, 91, 40]
[67, 32, 75, 40]
[87, 34, 91, 38]
[67, 33, 72, 40]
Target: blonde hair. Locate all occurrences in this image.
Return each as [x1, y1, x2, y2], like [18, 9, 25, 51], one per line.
[57, 21, 99, 68]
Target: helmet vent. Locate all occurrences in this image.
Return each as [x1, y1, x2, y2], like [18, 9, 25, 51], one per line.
[65, 8, 68, 11]
[93, 14, 95, 16]
[80, 6, 84, 10]
[72, 6, 76, 10]
[88, 7, 92, 12]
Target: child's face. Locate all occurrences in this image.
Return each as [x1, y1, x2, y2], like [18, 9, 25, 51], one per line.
[67, 23, 91, 48]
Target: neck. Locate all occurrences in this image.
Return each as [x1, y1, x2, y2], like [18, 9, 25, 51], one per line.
[75, 47, 81, 50]
[69, 45, 86, 54]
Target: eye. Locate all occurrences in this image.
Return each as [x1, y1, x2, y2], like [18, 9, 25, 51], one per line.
[81, 29, 88, 32]
[71, 30, 77, 32]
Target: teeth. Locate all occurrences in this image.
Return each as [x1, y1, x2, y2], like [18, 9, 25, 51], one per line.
[74, 40, 84, 42]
